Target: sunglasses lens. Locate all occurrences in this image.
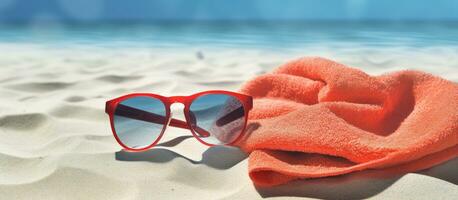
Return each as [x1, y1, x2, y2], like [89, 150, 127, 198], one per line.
[189, 94, 246, 145]
[113, 96, 167, 149]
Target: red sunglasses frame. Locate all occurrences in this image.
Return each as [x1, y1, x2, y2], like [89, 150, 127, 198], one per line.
[105, 90, 253, 152]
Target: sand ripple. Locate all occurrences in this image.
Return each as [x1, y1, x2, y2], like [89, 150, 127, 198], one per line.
[6, 82, 73, 93]
[0, 113, 48, 130]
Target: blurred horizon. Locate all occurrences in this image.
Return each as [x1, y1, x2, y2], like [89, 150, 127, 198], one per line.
[0, 0, 457, 52]
[0, 0, 457, 24]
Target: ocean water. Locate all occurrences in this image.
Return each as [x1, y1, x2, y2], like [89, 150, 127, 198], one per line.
[1, 22, 457, 50]
[0, 22, 457, 82]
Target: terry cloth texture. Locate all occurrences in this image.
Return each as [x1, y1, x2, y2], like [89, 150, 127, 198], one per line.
[236, 57, 458, 186]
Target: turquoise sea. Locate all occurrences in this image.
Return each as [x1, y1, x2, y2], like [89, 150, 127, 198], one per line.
[1, 22, 457, 50]
[0, 21, 457, 83]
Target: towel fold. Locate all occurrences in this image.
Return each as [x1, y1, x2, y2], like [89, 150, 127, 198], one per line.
[236, 57, 458, 186]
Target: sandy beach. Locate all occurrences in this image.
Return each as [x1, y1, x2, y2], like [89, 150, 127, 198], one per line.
[0, 44, 457, 199]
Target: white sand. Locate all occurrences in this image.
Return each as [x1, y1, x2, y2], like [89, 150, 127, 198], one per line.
[0, 44, 456, 199]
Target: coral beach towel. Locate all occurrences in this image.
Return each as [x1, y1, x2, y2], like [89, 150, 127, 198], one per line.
[236, 57, 458, 186]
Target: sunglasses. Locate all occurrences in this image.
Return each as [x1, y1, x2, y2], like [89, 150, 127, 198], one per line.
[105, 90, 253, 151]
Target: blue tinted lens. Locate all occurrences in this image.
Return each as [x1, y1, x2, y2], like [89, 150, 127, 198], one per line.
[113, 96, 166, 149]
[189, 94, 245, 145]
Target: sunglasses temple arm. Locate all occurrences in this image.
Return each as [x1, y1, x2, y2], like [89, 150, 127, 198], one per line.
[168, 118, 210, 137]
[115, 104, 210, 137]
[215, 106, 245, 127]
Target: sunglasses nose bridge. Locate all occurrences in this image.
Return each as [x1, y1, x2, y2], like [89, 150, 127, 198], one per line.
[169, 96, 187, 104]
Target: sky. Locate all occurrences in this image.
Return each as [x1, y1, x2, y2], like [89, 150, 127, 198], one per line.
[0, 0, 457, 23]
